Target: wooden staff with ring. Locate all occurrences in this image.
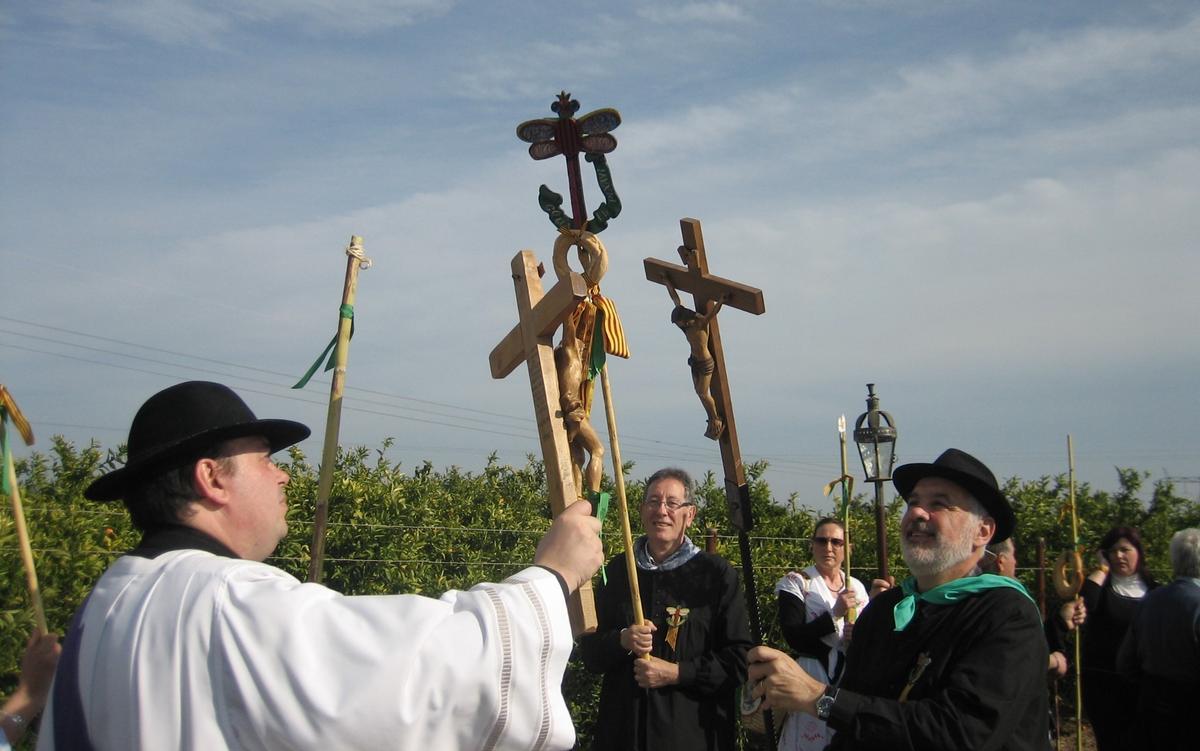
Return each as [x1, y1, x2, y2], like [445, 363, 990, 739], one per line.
[1051, 435, 1086, 751]
[1, 384, 47, 634]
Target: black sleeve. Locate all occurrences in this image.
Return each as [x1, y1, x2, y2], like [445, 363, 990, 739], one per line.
[829, 591, 1049, 751]
[578, 558, 633, 674]
[676, 560, 752, 694]
[1044, 606, 1067, 655]
[778, 590, 836, 656]
[1080, 577, 1103, 615]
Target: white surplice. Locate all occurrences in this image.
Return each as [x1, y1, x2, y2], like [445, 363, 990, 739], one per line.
[38, 550, 574, 750]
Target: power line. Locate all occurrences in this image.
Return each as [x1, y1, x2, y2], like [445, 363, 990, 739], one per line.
[1, 337, 834, 476]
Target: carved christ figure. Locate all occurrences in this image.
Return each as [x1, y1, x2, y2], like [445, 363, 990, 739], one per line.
[665, 278, 725, 440]
[555, 315, 605, 496]
[552, 229, 609, 496]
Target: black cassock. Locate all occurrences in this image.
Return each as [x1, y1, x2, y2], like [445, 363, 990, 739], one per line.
[828, 584, 1049, 751]
[579, 550, 752, 751]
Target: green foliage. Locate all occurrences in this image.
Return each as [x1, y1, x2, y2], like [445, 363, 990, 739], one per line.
[2, 438, 1197, 749]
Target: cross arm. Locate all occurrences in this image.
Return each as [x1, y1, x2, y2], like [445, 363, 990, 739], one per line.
[489, 271, 589, 379]
[643, 258, 765, 315]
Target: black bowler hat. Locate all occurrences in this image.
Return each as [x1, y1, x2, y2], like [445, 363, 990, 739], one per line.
[85, 381, 311, 501]
[892, 448, 1016, 543]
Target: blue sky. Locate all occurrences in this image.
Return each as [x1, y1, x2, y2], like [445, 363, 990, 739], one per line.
[2, 1, 1198, 512]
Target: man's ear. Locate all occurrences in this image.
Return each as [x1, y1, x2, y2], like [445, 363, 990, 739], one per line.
[193, 457, 232, 508]
[976, 516, 997, 547]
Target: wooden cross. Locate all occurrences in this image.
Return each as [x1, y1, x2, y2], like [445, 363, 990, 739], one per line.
[490, 250, 597, 634]
[644, 216, 774, 744]
[643, 217, 765, 532]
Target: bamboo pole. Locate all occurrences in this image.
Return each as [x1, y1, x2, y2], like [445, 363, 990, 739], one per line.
[307, 235, 370, 583]
[1, 385, 47, 634]
[599, 365, 647, 658]
[838, 415, 856, 623]
[1068, 434, 1082, 751]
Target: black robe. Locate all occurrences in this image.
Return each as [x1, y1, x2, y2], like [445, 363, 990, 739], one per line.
[579, 550, 752, 750]
[827, 584, 1049, 751]
[1079, 577, 1149, 751]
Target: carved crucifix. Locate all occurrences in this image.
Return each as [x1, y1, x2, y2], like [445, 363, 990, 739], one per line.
[644, 218, 765, 533]
[644, 217, 775, 743]
[490, 251, 597, 634]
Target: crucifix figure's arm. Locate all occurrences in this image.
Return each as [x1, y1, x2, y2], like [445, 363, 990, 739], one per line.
[697, 296, 726, 327]
[663, 276, 683, 308]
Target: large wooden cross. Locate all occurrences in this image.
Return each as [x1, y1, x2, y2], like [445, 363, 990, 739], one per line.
[644, 216, 773, 742]
[490, 250, 597, 634]
[643, 217, 765, 532]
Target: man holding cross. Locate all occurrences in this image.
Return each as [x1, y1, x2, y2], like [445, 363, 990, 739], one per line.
[748, 449, 1049, 750]
[579, 467, 752, 751]
[39, 380, 603, 750]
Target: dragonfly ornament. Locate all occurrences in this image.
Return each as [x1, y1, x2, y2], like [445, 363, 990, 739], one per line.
[516, 91, 622, 233]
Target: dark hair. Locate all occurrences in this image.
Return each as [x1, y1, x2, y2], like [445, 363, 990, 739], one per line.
[123, 445, 229, 531]
[812, 517, 845, 537]
[644, 467, 694, 505]
[671, 306, 698, 326]
[1099, 526, 1156, 587]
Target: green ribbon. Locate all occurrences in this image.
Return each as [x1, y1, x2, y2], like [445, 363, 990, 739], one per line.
[588, 490, 611, 584]
[892, 573, 1033, 631]
[1, 407, 11, 495]
[293, 304, 355, 389]
[588, 315, 607, 381]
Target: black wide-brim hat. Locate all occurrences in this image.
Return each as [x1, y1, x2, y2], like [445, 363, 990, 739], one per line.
[892, 448, 1016, 543]
[85, 381, 311, 502]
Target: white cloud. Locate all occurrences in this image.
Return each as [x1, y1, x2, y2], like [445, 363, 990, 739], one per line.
[614, 11, 1200, 172]
[42, 0, 452, 46]
[636, 2, 751, 24]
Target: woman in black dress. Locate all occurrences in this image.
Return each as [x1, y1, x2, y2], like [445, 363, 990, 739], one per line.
[1080, 526, 1156, 750]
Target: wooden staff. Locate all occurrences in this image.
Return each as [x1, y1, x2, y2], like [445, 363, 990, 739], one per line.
[1, 385, 47, 634]
[598, 366, 647, 657]
[838, 415, 856, 623]
[307, 235, 371, 583]
[1067, 435, 1083, 751]
[1052, 436, 1086, 751]
[644, 218, 773, 744]
[824, 416, 856, 620]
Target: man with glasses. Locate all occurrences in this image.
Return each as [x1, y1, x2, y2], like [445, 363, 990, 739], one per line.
[580, 467, 752, 750]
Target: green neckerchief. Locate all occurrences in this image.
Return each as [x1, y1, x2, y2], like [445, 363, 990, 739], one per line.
[893, 573, 1033, 631]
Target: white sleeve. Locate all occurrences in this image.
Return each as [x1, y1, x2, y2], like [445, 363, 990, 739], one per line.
[212, 564, 575, 751]
[775, 571, 809, 600]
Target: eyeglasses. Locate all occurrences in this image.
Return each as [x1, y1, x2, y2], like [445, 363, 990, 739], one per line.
[811, 536, 845, 548]
[642, 497, 694, 512]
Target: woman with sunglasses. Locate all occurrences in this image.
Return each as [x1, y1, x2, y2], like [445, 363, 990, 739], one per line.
[773, 517, 869, 751]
